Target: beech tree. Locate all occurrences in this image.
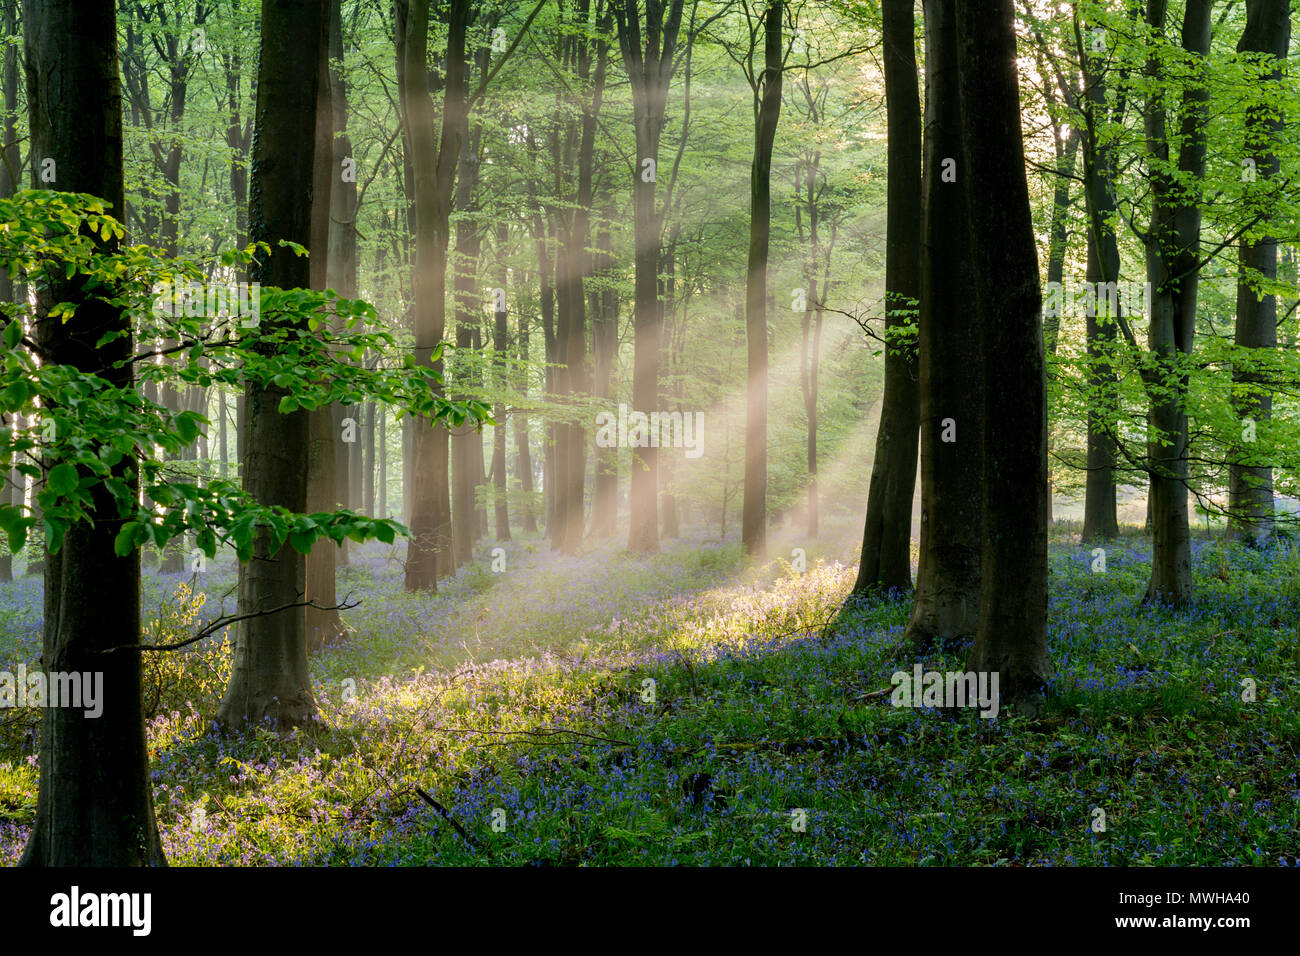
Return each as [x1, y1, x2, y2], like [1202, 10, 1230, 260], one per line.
[19, 0, 164, 866]
[400, 0, 468, 590]
[215, 0, 331, 729]
[956, 0, 1052, 703]
[739, 0, 783, 560]
[903, 0, 982, 651]
[855, 0, 921, 595]
[613, 0, 687, 555]
[1228, 0, 1290, 546]
[1141, 0, 1211, 606]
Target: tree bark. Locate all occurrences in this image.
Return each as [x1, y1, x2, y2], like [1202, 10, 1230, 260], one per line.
[613, 0, 685, 554]
[216, 0, 329, 730]
[0, 0, 18, 584]
[1080, 29, 1121, 542]
[588, 211, 619, 538]
[20, 0, 164, 865]
[402, 0, 469, 591]
[1228, 0, 1289, 546]
[492, 224, 512, 541]
[742, 0, 782, 559]
[956, 0, 1052, 704]
[1142, 0, 1210, 606]
[452, 67, 484, 569]
[903, 0, 982, 652]
[856, 0, 921, 594]
[516, 305, 538, 533]
[305, 0, 345, 650]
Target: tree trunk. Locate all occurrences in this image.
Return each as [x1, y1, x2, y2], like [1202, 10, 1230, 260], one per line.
[216, 0, 329, 730]
[1228, 0, 1289, 546]
[904, 0, 982, 652]
[452, 80, 484, 569]
[1080, 34, 1121, 542]
[956, 0, 1053, 704]
[588, 212, 618, 538]
[492, 224, 511, 541]
[855, 0, 921, 595]
[402, 0, 469, 590]
[306, 0, 345, 651]
[614, 0, 685, 554]
[20, 0, 164, 866]
[516, 306, 538, 533]
[742, 1, 782, 559]
[0, 0, 18, 584]
[1143, 0, 1210, 606]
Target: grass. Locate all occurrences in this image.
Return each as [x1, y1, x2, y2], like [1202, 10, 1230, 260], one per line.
[0, 527, 1297, 866]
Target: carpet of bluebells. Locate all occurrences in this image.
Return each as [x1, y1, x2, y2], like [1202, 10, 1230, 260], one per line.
[0, 525, 1297, 866]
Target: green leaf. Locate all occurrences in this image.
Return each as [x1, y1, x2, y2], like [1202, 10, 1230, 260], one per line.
[114, 521, 140, 557]
[175, 413, 199, 444]
[46, 462, 78, 496]
[7, 520, 27, 555]
[3, 321, 21, 349]
[45, 516, 66, 555]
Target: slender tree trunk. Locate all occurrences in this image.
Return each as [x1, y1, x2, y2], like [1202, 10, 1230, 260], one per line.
[1080, 38, 1120, 542]
[0, 0, 18, 584]
[589, 212, 618, 538]
[742, 1, 782, 558]
[1229, 0, 1289, 546]
[306, 0, 344, 651]
[659, 244, 680, 540]
[216, 0, 330, 730]
[856, 0, 921, 595]
[1143, 0, 1210, 606]
[378, 404, 388, 516]
[614, 0, 685, 554]
[492, 225, 511, 540]
[402, 0, 468, 590]
[956, 0, 1052, 704]
[20, 0, 164, 866]
[452, 86, 484, 569]
[516, 307, 538, 533]
[1042, 128, 1078, 524]
[904, 0, 982, 651]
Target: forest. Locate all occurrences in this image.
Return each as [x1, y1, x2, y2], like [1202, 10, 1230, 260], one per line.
[0, 0, 1296, 890]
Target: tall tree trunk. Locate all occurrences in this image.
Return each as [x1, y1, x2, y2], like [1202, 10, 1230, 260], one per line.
[516, 307, 538, 532]
[1143, 0, 1210, 606]
[216, 0, 330, 729]
[1042, 128, 1078, 525]
[658, 242, 680, 540]
[588, 211, 618, 538]
[327, 0, 358, 564]
[20, 0, 164, 865]
[305, 0, 343, 651]
[1080, 32, 1121, 542]
[614, 0, 685, 554]
[492, 224, 511, 541]
[903, 0, 982, 651]
[378, 404, 388, 516]
[402, 0, 469, 590]
[452, 78, 484, 569]
[742, 0, 782, 558]
[0, 0, 18, 584]
[855, 0, 921, 594]
[1228, 0, 1289, 546]
[553, 8, 607, 555]
[956, 0, 1052, 704]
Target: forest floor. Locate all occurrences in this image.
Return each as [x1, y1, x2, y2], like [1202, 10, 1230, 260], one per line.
[0, 525, 1297, 865]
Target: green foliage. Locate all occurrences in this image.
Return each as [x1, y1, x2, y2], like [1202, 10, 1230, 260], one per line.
[0, 190, 491, 560]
